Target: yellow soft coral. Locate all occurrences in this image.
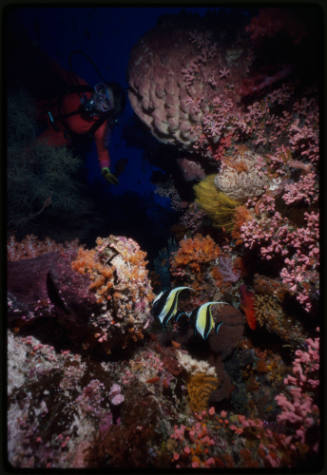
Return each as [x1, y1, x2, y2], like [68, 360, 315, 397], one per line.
[187, 373, 219, 413]
[193, 175, 240, 231]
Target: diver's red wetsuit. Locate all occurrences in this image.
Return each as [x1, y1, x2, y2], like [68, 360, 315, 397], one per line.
[37, 67, 111, 170]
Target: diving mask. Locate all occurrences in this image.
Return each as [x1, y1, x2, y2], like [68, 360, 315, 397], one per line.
[93, 83, 115, 113]
[81, 83, 115, 116]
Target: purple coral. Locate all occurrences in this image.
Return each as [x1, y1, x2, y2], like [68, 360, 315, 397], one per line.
[217, 255, 241, 283]
[109, 383, 124, 406]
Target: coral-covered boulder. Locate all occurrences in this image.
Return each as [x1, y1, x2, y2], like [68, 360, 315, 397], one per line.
[8, 235, 154, 355]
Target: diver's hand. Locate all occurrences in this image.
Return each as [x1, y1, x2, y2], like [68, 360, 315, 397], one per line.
[101, 167, 119, 185]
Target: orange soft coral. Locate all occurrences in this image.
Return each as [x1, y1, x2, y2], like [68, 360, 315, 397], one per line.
[170, 234, 222, 306]
[71, 247, 114, 304]
[171, 234, 220, 273]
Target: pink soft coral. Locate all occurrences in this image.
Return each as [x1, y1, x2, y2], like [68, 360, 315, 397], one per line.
[275, 330, 320, 452]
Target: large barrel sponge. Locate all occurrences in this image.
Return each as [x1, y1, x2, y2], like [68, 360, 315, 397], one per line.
[128, 14, 252, 158]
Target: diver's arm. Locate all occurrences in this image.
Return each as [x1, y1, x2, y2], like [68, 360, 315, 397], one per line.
[94, 121, 118, 185]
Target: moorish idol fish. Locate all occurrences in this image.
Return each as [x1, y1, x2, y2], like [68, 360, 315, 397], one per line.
[152, 287, 193, 327]
[175, 311, 192, 322]
[190, 301, 228, 340]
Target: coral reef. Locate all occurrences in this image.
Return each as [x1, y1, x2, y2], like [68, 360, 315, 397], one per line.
[151, 237, 178, 290]
[178, 202, 207, 237]
[176, 349, 217, 377]
[275, 331, 320, 454]
[7, 7, 321, 471]
[7, 250, 97, 328]
[177, 158, 206, 182]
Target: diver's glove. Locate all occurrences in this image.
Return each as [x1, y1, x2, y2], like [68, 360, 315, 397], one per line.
[101, 167, 119, 185]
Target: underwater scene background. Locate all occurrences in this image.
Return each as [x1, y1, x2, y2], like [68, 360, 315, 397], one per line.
[5, 5, 322, 470]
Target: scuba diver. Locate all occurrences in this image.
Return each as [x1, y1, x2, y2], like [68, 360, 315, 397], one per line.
[6, 18, 126, 184]
[37, 77, 126, 184]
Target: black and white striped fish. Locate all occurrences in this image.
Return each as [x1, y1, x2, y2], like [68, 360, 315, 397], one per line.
[189, 301, 227, 340]
[151, 286, 192, 326]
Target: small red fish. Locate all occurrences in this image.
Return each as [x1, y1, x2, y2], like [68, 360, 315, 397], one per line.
[239, 285, 256, 330]
[146, 376, 160, 384]
[171, 340, 181, 349]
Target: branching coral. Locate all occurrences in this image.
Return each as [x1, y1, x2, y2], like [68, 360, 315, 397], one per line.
[168, 385, 320, 470]
[241, 197, 319, 312]
[194, 175, 240, 231]
[275, 331, 320, 454]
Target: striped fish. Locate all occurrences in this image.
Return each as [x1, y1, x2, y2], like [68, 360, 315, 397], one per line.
[190, 301, 227, 340]
[151, 287, 192, 326]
